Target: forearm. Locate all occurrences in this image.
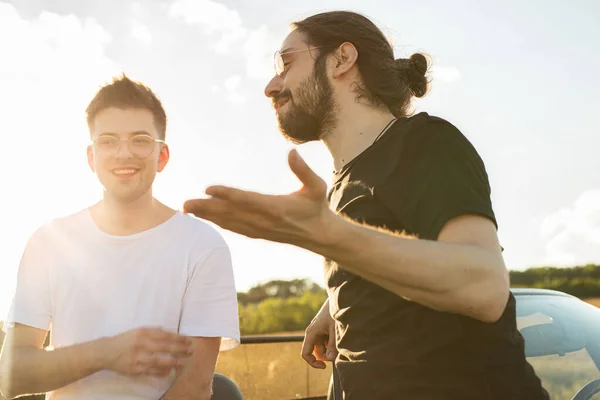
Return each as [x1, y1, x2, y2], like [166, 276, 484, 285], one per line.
[160, 373, 212, 400]
[160, 365, 213, 400]
[311, 216, 508, 321]
[160, 337, 220, 400]
[0, 338, 106, 398]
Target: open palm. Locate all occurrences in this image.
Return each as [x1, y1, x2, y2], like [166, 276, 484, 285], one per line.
[183, 149, 336, 248]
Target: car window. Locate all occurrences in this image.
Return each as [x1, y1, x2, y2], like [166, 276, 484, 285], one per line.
[516, 294, 600, 400]
[526, 349, 599, 399]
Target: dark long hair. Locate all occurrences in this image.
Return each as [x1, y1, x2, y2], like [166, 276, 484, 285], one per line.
[292, 11, 430, 117]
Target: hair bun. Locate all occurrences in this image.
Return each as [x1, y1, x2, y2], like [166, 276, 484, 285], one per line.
[395, 52, 430, 98]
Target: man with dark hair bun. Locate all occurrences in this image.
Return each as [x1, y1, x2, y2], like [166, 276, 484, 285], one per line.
[184, 10, 549, 400]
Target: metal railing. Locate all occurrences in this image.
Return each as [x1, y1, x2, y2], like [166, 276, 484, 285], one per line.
[237, 334, 340, 400]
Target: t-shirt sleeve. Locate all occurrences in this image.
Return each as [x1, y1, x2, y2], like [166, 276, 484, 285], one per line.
[178, 245, 240, 351]
[378, 119, 497, 240]
[3, 228, 52, 332]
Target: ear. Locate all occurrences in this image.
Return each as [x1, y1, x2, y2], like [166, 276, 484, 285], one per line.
[87, 145, 95, 172]
[332, 42, 359, 79]
[157, 144, 170, 173]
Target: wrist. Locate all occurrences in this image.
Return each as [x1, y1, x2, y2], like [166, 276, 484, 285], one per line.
[308, 211, 352, 258]
[87, 336, 112, 372]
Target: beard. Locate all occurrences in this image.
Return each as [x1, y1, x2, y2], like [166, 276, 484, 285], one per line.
[275, 57, 337, 144]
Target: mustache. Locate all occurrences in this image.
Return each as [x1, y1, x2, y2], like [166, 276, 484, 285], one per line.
[273, 89, 292, 106]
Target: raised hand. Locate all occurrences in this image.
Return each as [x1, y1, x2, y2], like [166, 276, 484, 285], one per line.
[183, 149, 339, 249]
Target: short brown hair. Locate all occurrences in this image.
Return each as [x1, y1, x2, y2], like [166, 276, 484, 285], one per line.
[86, 74, 167, 140]
[292, 11, 430, 117]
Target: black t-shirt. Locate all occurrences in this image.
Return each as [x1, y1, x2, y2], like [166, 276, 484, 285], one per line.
[325, 113, 549, 399]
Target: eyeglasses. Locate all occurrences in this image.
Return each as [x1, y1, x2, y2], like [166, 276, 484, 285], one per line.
[91, 134, 165, 158]
[273, 47, 327, 77]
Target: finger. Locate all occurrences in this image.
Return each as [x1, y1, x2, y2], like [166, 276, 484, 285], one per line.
[184, 194, 273, 223]
[185, 211, 265, 240]
[139, 329, 193, 356]
[134, 353, 176, 377]
[148, 329, 192, 347]
[301, 334, 326, 369]
[326, 322, 338, 361]
[183, 197, 234, 217]
[326, 342, 338, 361]
[130, 352, 158, 375]
[146, 366, 175, 377]
[147, 340, 194, 357]
[143, 327, 182, 339]
[205, 186, 276, 214]
[314, 342, 327, 361]
[288, 149, 326, 197]
[183, 201, 266, 233]
[301, 334, 315, 363]
[147, 352, 183, 371]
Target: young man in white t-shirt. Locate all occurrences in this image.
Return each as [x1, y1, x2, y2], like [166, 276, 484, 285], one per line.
[0, 75, 241, 400]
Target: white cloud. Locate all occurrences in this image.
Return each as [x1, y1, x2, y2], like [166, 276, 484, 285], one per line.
[0, 1, 121, 316]
[207, 76, 245, 105]
[167, 0, 281, 78]
[168, 0, 246, 53]
[430, 64, 461, 83]
[243, 24, 281, 80]
[224, 75, 245, 105]
[541, 189, 600, 265]
[131, 20, 152, 46]
[131, 2, 143, 15]
[0, 3, 120, 118]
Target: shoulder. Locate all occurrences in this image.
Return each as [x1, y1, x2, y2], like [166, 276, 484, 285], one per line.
[402, 112, 485, 166]
[171, 212, 229, 249]
[172, 214, 235, 274]
[28, 208, 90, 243]
[405, 113, 473, 148]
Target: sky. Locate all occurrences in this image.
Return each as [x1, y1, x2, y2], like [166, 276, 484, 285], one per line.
[0, 0, 599, 317]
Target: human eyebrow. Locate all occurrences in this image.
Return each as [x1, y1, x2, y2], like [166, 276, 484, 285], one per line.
[93, 131, 153, 139]
[130, 131, 152, 137]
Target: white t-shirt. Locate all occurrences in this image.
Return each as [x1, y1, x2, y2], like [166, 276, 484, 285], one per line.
[4, 209, 240, 400]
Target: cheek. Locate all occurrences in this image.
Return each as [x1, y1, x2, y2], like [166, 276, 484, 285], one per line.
[283, 72, 305, 98]
[144, 157, 160, 174]
[91, 154, 108, 172]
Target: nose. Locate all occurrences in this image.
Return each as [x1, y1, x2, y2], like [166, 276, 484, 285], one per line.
[114, 139, 134, 158]
[264, 75, 282, 99]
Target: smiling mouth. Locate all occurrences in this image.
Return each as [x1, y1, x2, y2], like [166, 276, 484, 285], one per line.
[112, 168, 139, 177]
[275, 99, 289, 111]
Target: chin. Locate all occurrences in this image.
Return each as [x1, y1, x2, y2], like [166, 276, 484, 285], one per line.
[104, 187, 150, 204]
[277, 109, 324, 144]
[278, 126, 321, 145]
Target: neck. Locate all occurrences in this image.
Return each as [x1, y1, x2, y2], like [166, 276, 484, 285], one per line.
[91, 189, 174, 236]
[322, 99, 397, 172]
